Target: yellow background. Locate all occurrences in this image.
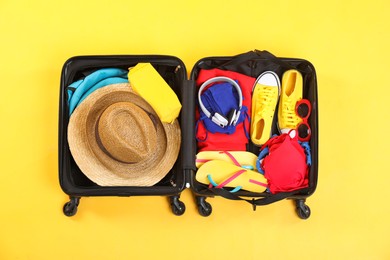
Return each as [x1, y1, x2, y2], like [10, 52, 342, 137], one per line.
[0, 0, 389, 259]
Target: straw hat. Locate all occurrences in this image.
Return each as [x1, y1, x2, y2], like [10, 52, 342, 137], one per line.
[67, 83, 181, 186]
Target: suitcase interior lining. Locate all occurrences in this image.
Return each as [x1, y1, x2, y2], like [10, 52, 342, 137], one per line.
[59, 54, 318, 199]
[190, 56, 318, 197]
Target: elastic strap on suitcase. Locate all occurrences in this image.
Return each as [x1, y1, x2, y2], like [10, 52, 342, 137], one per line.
[208, 187, 311, 207]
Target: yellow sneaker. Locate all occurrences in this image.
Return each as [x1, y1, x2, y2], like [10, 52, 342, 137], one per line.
[250, 71, 280, 146]
[278, 69, 303, 133]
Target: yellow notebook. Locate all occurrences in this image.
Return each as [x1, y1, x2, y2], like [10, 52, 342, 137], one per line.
[128, 63, 182, 124]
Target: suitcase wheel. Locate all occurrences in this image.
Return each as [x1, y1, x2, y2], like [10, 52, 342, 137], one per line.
[63, 197, 80, 217]
[295, 199, 311, 219]
[196, 196, 212, 217]
[169, 196, 186, 216]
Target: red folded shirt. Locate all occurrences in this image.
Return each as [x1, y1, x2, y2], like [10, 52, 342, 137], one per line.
[196, 68, 256, 151]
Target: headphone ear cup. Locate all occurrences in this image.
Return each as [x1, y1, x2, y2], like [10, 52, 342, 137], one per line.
[232, 110, 241, 126]
[211, 113, 229, 128]
[227, 109, 237, 125]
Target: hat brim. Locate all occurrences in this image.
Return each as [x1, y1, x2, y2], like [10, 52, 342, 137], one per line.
[68, 83, 181, 186]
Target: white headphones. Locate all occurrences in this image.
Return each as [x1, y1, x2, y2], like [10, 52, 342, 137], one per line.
[198, 76, 243, 128]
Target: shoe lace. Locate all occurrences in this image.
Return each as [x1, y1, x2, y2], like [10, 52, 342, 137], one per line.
[257, 86, 278, 114]
[281, 97, 302, 128]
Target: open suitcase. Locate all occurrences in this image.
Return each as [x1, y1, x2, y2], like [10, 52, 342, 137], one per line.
[58, 50, 318, 219]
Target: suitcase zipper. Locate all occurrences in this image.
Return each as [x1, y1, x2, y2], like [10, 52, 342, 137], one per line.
[174, 65, 181, 73]
[170, 179, 177, 187]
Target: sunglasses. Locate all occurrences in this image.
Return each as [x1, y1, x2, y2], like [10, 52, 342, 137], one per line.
[295, 99, 312, 142]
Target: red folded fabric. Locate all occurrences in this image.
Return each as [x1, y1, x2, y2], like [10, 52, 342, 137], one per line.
[196, 68, 256, 151]
[260, 132, 309, 193]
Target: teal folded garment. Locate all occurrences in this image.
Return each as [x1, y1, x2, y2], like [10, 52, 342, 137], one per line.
[67, 68, 128, 115]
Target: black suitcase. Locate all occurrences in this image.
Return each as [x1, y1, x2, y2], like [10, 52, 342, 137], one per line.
[186, 50, 318, 219]
[58, 50, 318, 218]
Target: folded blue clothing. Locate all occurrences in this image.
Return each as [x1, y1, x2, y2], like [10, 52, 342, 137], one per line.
[199, 82, 248, 135]
[67, 68, 128, 115]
